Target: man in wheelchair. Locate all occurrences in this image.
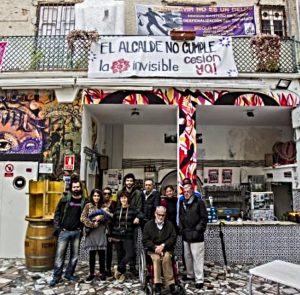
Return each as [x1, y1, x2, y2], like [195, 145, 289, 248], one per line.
[142, 206, 178, 295]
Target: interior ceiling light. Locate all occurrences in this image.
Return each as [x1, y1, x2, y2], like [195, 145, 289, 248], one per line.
[131, 108, 140, 116]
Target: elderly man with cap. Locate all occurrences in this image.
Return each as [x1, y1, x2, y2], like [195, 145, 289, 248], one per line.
[143, 206, 177, 295]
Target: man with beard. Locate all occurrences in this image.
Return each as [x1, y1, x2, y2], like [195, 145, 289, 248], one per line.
[49, 177, 87, 286]
[117, 173, 143, 275]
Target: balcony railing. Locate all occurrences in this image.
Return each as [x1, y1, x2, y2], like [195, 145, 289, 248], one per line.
[0, 35, 298, 73]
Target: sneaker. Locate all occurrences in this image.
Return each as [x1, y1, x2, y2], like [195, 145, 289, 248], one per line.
[182, 275, 194, 281]
[49, 277, 60, 287]
[113, 265, 121, 280]
[195, 283, 204, 289]
[64, 274, 80, 282]
[169, 284, 177, 294]
[117, 273, 126, 283]
[129, 267, 139, 276]
[85, 274, 95, 283]
[154, 283, 162, 295]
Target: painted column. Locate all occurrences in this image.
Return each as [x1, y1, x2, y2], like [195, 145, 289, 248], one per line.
[177, 95, 197, 193]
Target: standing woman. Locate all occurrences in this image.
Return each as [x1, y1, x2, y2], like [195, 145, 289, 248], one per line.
[102, 186, 116, 277]
[160, 185, 178, 233]
[111, 192, 144, 282]
[81, 189, 108, 282]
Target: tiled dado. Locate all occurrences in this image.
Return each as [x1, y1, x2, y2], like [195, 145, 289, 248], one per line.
[205, 223, 300, 264]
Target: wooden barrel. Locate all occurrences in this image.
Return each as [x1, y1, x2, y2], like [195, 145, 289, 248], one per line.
[25, 219, 56, 271]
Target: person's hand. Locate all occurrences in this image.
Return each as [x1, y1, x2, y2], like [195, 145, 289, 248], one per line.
[133, 217, 140, 224]
[155, 244, 165, 256]
[93, 215, 104, 222]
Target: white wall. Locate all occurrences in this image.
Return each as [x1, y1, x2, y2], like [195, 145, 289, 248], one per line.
[197, 125, 293, 160]
[123, 124, 293, 161]
[124, 125, 177, 159]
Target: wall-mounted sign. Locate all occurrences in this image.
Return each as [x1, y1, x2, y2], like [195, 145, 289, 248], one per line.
[39, 163, 53, 174]
[64, 155, 75, 171]
[4, 163, 14, 177]
[88, 36, 237, 78]
[136, 5, 256, 37]
[222, 169, 232, 184]
[208, 169, 219, 184]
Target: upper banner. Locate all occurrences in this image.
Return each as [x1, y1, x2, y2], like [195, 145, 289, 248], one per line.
[136, 4, 256, 37]
[88, 36, 238, 78]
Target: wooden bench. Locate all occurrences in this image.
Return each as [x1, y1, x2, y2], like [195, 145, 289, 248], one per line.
[249, 260, 300, 294]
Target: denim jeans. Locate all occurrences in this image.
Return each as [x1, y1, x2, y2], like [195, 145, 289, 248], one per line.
[53, 229, 81, 279]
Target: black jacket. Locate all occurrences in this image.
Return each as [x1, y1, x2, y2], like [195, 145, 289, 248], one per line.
[53, 192, 87, 236]
[143, 219, 177, 252]
[117, 187, 143, 211]
[142, 190, 161, 222]
[112, 206, 144, 240]
[179, 195, 208, 243]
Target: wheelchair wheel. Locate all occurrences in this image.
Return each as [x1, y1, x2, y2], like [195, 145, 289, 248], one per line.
[138, 248, 147, 288]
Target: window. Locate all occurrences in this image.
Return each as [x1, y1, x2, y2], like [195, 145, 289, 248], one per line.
[37, 4, 75, 36]
[260, 6, 286, 37]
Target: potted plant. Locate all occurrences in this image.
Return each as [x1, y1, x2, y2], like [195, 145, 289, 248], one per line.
[250, 34, 281, 72]
[67, 29, 100, 51]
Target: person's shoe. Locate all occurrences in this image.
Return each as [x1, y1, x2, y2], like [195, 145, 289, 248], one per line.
[106, 270, 113, 277]
[113, 265, 121, 280]
[100, 273, 106, 281]
[64, 274, 80, 282]
[169, 283, 178, 294]
[49, 277, 60, 287]
[195, 283, 204, 289]
[117, 273, 125, 283]
[182, 275, 194, 281]
[129, 267, 139, 276]
[85, 274, 94, 283]
[154, 283, 162, 295]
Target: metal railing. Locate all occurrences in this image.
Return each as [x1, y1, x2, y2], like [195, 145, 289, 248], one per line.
[0, 35, 298, 73]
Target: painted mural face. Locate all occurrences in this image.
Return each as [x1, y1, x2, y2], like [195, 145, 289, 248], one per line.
[0, 91, 52, 153]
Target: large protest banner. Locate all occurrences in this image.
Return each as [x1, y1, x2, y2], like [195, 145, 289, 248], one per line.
[88, 36, 238, 78]
[136, 4, 256, 37]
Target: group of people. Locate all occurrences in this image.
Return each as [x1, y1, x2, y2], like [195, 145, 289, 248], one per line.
[49, 173, 208, 295]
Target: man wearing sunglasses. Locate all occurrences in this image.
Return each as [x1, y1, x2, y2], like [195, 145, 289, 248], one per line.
[143, 206, 177, 295]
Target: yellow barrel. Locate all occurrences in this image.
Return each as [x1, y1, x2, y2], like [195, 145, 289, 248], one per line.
[25, 219, 56, 271]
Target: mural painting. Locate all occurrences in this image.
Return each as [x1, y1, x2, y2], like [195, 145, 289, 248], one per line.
[0, 90, 82, 179]
[83, 87, 300, 191]
[0, 90, 53, 154]
[43, 95, 82, 179]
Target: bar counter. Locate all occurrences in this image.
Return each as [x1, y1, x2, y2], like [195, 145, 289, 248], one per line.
[205, 221, 300, 264]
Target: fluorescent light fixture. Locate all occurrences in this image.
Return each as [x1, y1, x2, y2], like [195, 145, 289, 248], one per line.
[276, 79, 292, 90]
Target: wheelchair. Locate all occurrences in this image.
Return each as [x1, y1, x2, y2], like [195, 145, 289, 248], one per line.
[138, 248, 186, 295]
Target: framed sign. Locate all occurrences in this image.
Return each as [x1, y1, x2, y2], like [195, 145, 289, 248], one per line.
[208, 169, 219, 184]
[222, 169, 232, 183]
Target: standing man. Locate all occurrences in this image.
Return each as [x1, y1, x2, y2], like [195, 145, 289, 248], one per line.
[117, 173, 143, 212]
[142, 179, 160, 227]
[143, 206, 177, 295]
[179, 183, 208, 289]
[117, 173, 143, 274]
[49, 178, 87, 286]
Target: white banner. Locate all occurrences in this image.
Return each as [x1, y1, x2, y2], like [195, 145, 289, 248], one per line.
[88, 36, 238, 78]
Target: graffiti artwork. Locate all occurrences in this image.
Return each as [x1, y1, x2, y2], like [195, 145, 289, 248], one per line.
[43, 95, 82, 178]
[0, 90, 82, 179]
[0, 90, 54, 154]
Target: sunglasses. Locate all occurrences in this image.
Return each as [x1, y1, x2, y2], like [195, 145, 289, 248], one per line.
[103, 192, 111, 195]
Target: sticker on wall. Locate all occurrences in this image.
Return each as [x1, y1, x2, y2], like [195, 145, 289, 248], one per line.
[208, 169, 219, 184]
